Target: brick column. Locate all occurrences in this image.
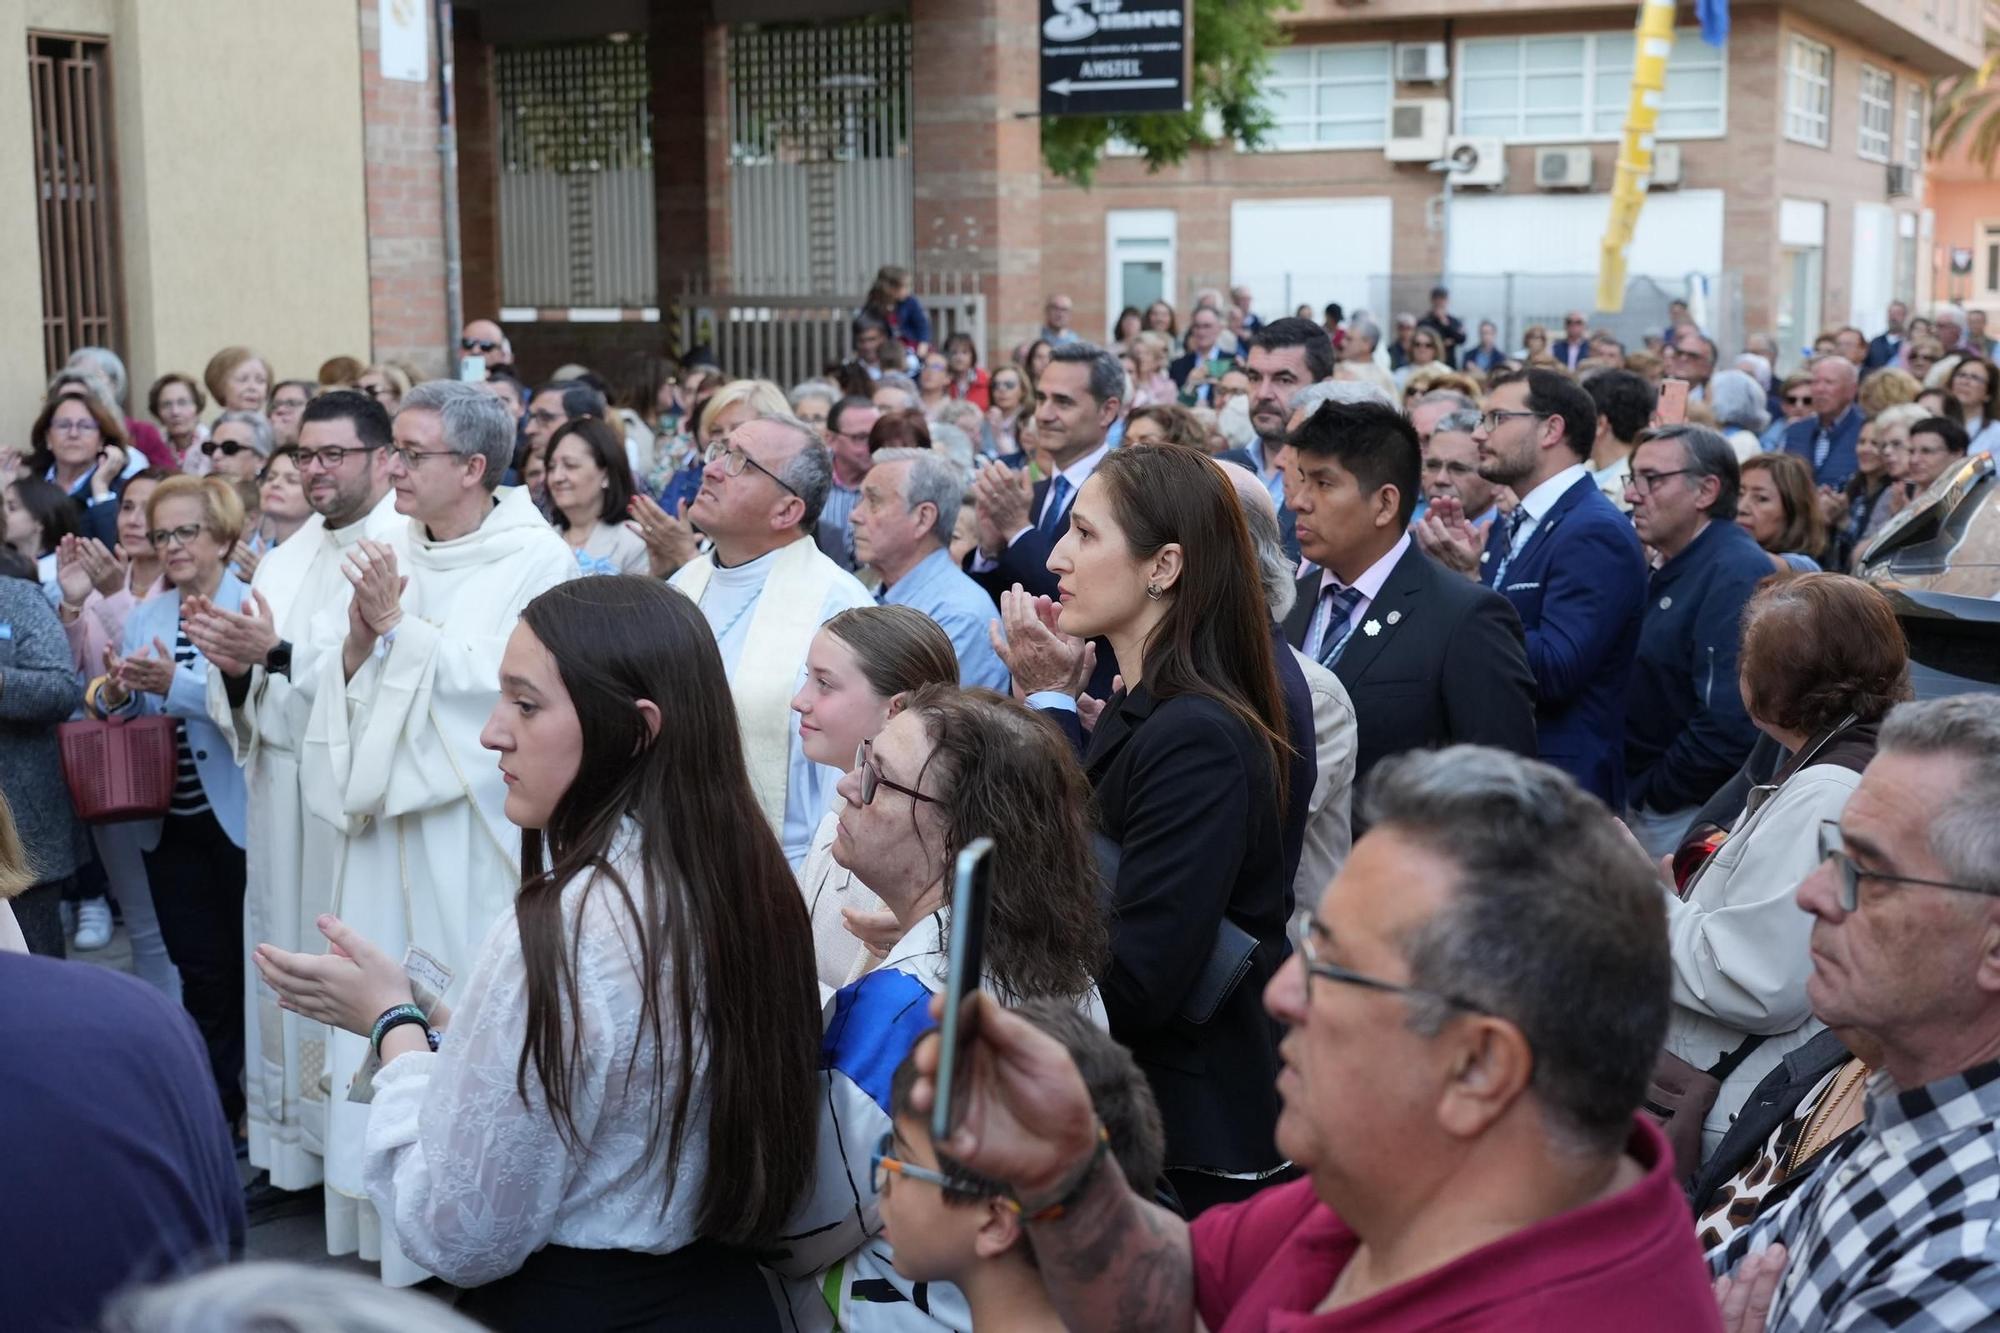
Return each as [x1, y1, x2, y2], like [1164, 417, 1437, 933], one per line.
[358, 0, 450, 378]
[651, 13, 729, 306]
[910, 0, 1043, 360]
[453, 9, 502, 326]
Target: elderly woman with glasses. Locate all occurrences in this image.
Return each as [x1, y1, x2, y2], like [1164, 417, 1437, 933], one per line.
[98, 475, 253, 1134]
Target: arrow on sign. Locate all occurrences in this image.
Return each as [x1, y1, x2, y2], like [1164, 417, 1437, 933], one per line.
[1046, 77, 1179, 96]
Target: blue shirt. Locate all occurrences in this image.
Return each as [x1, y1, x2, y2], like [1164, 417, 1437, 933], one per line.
[877, 546, 1011, 692]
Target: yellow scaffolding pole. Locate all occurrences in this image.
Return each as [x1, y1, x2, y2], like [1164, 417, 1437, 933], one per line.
[1598, 0, 1677, 312]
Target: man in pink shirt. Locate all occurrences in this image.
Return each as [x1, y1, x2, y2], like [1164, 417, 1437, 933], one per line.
[906, 745, 1723, 1331]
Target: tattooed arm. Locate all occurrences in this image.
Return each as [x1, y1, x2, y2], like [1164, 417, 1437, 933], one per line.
[909, 994, 1201, 1333]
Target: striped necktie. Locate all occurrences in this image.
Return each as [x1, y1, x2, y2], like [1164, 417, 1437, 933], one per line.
[1316, 583, 1366, 668]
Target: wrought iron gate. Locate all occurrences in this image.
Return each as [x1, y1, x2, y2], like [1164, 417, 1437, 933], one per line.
[727, 19, 913, 297]
[29, 32, 120, 374]
[496, 36, 656, 309]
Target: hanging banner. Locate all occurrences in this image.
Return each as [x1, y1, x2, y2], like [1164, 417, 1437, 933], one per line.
[1040, 0, 1192, 118]
[1598, 0, 1677, 313]
[379, 0, 429, 83]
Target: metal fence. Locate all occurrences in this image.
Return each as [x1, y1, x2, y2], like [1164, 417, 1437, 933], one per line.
[29, 31, 120, 374]
[497, 36, 656, 309]
[726, 19, 913, 295]
[676, 288, 986, 386]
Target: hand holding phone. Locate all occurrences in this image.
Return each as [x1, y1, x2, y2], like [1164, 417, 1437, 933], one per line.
[932, 837, 995, 1145]
[1656, 378, 1689, 426]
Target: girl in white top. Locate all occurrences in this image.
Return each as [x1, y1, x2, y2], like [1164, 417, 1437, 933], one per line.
[790, 606, 961, 992]
[255, 576, 821, 1331]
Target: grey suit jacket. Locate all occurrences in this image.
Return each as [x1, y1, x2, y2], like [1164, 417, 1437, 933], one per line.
[0, 579, 84, 885]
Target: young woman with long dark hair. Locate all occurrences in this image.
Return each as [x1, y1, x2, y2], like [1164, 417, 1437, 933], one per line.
[997, 442, 1293, 1215]
[255, 576, 821, 1330]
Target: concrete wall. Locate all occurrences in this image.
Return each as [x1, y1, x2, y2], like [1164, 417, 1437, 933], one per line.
[1, 0, 372, 424]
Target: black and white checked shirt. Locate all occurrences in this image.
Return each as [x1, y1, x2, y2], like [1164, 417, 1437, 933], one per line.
[1708, 1059, 2000, 1330]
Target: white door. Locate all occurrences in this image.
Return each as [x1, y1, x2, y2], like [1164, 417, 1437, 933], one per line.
[1849, 203, 1896, 334]
[1105, 210, 1177, 326]
[1230, 198, 1393, 321]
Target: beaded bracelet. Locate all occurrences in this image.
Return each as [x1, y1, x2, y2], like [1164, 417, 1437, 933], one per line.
[1016, 1123, 1112, 1224]
[370, 1003, 433, 1060]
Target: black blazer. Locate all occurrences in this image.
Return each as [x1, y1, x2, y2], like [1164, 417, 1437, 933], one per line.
[1688, 1028, 1854, 1220]
[1083, 685, 1289, 1176]
[965, 477, 1118, 698]
[1282, 543, 1537, 797]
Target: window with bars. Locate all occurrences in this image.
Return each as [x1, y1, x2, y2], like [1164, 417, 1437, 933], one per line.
[1858, 64, 1894, 161]
[1261, 43, 1393, 149]
[29, 32, 120, 375]
[1454, 29, 1724, 143]
[1786, 38, 1833, 147]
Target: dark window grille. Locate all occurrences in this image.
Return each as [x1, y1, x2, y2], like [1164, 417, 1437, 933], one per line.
[29, 31, 120, 374]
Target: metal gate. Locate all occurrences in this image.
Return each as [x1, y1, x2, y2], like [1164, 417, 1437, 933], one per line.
[496, 36, 656, 310]
[29, 32, 120, 374]
[727, 19, 913, 297]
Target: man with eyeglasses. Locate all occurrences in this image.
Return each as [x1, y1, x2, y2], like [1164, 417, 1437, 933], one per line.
[288, 380, 577, 1281]
[1779, 354, 1863, 488]
[816, 396, 880, 570]
[520, 380, 607, 484]
[1622, 424, 1770, 858]
[1411, 405, 1496, 538]
[184, 389, 406, 1204]
[1708, 693, 2000, 1331]
[896, 745, 1720, 1330]
[1903, 416, 1970, 492]
[668, 414, 871, 867]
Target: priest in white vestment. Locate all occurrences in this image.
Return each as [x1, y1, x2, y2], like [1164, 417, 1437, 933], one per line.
[296, 381, 576, 1283]
[668, 415, 872, 865]
[187, 391, 406, 1193]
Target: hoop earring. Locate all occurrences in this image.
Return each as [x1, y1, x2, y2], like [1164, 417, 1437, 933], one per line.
[1145, 583, 1163, 600]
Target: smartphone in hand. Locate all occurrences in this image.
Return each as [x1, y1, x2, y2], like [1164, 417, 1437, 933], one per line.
[932, 837, 995, 1145]
[1656, 378, 1690, 426]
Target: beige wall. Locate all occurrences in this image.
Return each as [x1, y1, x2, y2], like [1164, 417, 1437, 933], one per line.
[2, 0, 371, 427]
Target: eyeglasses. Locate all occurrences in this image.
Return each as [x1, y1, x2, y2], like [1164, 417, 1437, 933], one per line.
[1785, 394, 1815, 406]
[1422, 458, 1477, 478]
[201, 441, 253, 457]
[146, 523, 207, 549]
[295, 444, 377, 470]
[1478, 409, 1544, 432]
[1818, 821, 2000, 913]
[703, 439, 801, 497]
[991, 378, 1020, 393]
[1952, 368, 1992, 386]
[871, 1131, 1006, 1203]
[390, 446, 461, 468]
[1625, 467, 1693, 495]
[1288, 907, 1495, 1014]
[49, 418, 101, 436]
[460, 338, 500, 353]
[854, 737, 937, 807]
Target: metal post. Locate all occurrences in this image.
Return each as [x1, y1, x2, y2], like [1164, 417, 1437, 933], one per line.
[436, 0, 462, 373]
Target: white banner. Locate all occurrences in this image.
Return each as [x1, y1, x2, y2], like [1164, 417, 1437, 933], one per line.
[379, 0, 428, 83]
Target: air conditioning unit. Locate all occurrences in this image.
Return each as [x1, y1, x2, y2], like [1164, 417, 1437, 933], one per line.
[1648, 143, 1683, 189]
[1534, 146, 1595, 190]
[1385, 99, 1449, 162]
[1887, 163, 1915, 197]
[1395, 42, 1449, 84]
[1444, 135, 1506, 188]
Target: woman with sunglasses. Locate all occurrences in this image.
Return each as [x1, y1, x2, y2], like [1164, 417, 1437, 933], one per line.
[98, 475, 252, 1135]
[1392, 328, 1442, 390]
[771, 683, 1109, 1331]
[201, 410, 273, 482]
[1901, 334, 1944, 383]
[789, 605, 959, 990]
[257, 577, 822, 1330]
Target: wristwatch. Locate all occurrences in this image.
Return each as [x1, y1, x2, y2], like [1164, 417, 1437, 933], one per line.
[264, 639, 292, 678]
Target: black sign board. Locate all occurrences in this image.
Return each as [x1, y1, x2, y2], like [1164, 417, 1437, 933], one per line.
[1039, 0, 1191, 118]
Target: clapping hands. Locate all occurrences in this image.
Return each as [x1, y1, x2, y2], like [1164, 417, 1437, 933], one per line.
[988, 584, 1094, 698]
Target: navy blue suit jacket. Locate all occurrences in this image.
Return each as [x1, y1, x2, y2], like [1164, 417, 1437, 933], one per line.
[1781, 405, 1864, 488]
[1480, 474, 1649, 807]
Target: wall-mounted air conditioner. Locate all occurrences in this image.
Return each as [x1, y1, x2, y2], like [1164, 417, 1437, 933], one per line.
[1395, 42, 1448, 84]
[1534, 146, 1595, 190]
[1385, 99, 1449, 162]
[1649, 143, 1683, 189]
[1444, 135, 1506, 188]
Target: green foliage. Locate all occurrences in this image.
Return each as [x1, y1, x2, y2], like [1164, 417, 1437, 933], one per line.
[1933, 48, 2000, 177]
[1041, 0, 1298, 187]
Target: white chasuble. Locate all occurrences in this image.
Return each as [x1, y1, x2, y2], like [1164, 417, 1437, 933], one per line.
[300, 485, 577, 1284]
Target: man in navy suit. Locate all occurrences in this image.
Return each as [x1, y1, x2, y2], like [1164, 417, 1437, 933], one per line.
[1414, 368, 1648, 807]
[1863, 300, 1909, 370]
[1780, 354, 1864, 487]
[968, 340, 1122, 695]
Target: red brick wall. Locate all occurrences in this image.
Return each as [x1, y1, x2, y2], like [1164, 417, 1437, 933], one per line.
[358, 0, 450, 379]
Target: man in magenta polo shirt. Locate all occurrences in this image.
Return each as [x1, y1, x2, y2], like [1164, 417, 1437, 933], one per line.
[907, 745, 1723, 1331]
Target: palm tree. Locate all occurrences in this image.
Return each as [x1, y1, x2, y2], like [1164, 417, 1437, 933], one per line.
[1932, 23, 2000, 175]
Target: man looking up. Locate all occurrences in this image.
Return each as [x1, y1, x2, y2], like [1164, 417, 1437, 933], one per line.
[670, 415, 872, 865]
[299, 381, 577, 1282]
[1279, 399, 1534, 794]
[853, 447, 1009, 691]
[1781, 354, 1864, 488]
[1711, 694, 2000, 1328]
[185, 390, 406, 1197]
[816, 395, 880, 570]
[1419, 368, 1648, 807]
[903, 747, 1722, 1331]
[1622, 424, 1769, 856]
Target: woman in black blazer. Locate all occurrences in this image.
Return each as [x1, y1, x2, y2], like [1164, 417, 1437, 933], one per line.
[1000, 443, 1293, 1215]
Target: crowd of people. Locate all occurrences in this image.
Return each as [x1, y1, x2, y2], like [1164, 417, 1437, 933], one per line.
[2, 271, 1998, 1333]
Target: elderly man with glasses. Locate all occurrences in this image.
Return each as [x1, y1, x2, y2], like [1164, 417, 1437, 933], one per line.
[894, 745, 1722, 1330]
[1708, 694, 2000, 1331]
[669, 414, 872, 867]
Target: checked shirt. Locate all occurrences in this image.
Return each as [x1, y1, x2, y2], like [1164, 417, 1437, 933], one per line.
[1708, 1059, 2000, 1330]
